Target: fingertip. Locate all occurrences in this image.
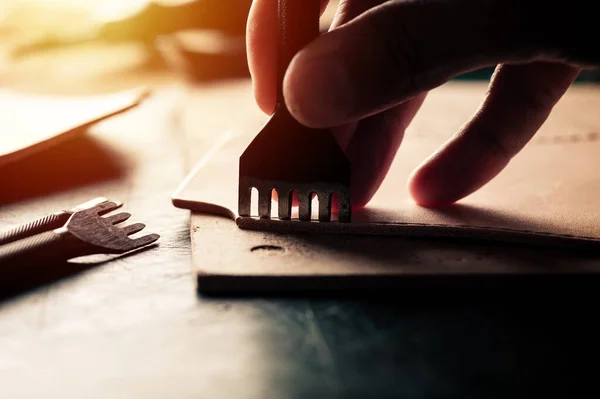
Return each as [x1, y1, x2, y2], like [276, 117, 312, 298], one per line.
[408, 146, 510, 207]
[283, 55, 325, 127]
[284, 41, 354, 128]
[348, 167, 389, 210]
[407, 163, 437, 206]
[252, 80, 276, 115]
[246, 0, 278, 115]
[407, 159, 457, 207]
[350, 191, 375, 209]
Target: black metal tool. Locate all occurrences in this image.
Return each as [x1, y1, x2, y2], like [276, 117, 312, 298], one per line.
[0, 197, 121, 246]
[238, 0, 352, 223]
[0, 201, 159, 265]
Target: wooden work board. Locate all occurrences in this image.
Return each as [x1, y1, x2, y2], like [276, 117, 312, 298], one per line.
[174, 79, 600, 294]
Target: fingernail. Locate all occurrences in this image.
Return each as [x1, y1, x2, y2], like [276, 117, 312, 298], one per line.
[284, 49, 355, 128]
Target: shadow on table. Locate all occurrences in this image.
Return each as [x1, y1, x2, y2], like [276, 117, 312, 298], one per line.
[0, 132, 126, 206]
[198, 272, 600, 304]
[0, 243, 158, 301]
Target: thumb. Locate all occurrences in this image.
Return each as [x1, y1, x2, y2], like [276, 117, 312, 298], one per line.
[283, 0, 574, 128]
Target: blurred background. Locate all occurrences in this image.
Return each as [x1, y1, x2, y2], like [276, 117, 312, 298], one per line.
[0, 0, 253, 95]
[0, 0, 598, 96]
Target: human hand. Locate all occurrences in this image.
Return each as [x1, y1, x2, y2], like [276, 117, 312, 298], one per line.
[247, 0, 597, 207]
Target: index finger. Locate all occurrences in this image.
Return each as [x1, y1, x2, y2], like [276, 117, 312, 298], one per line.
[246, 0, 330, 115]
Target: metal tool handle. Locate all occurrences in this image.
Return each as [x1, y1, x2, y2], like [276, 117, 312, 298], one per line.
[276, 0, 321, 105]
[0, 212, 70, 246]
[0, 231, 69, 265]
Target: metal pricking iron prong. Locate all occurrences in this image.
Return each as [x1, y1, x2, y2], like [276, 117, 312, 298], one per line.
[238, 0, 352, 224]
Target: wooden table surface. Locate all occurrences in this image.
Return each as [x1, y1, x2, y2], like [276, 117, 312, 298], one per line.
[1, 43, 600, 397]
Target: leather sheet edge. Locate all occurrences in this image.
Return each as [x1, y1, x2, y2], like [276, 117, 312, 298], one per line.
[0, 87, 150, 168]
[234, 217, 600, 250]
[172, 184, 600, 251]
[171, 130, 600, 251]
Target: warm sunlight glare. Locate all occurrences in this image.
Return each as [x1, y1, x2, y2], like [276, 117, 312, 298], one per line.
[1, 0, 151, 29]
[38, 0, 147, 21]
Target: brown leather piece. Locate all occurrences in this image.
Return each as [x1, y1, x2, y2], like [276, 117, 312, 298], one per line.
[173, 82, 600, 249]
[190, 212, 600, 295]
[0, 88, 148, 168]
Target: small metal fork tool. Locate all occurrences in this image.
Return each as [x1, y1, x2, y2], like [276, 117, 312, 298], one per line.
[0, 200, 160, 265]
[238, 0, 352, 223]
[0, 197, 120, 246]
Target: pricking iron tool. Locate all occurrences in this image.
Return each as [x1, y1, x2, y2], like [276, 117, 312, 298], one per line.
[238, 0, 352, 223]
[0, 200, 159, 265]
[0, 197, 121, 246]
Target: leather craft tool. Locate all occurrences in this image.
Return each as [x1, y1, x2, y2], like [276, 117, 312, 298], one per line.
[173, 81, 600, 249]
[0, 200, 159, 266]
[237, 0, 352, 223]
[172, 79, 600, 293]
[0, 197, 121, 246]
